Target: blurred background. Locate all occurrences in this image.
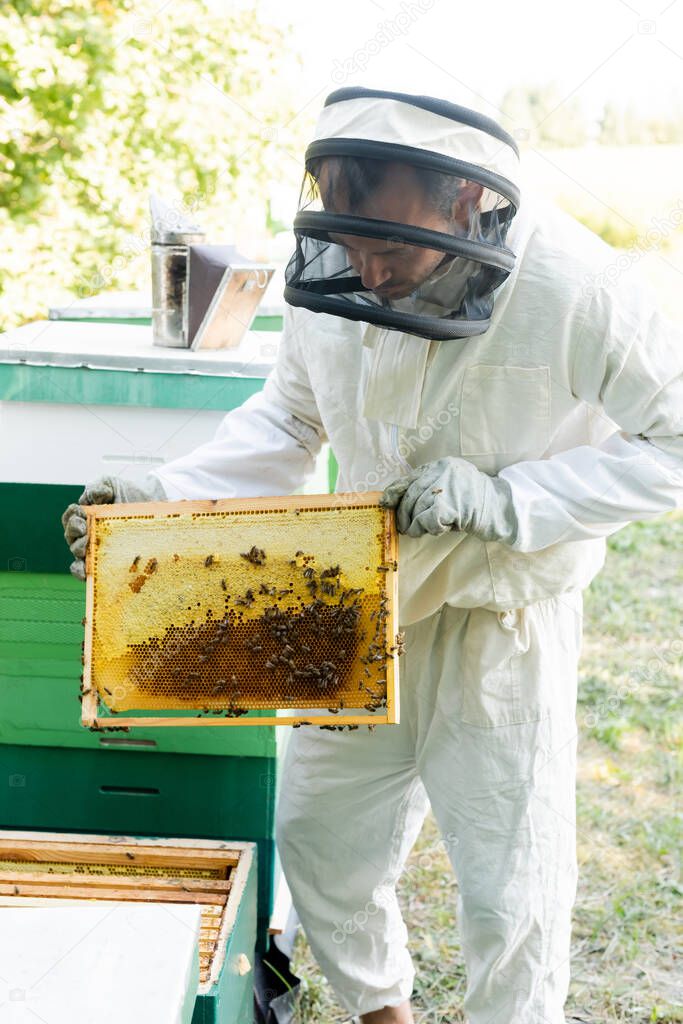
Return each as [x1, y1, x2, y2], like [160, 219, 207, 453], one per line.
[1, 2, 681, 1022]
[2, 0, 683, 329]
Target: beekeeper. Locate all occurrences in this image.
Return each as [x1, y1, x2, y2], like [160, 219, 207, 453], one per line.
[63, 88, 683, 1024]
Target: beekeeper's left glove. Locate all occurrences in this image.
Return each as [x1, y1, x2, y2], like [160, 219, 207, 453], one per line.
[62, 474, 167, 581]
[380, 456, 518, 543]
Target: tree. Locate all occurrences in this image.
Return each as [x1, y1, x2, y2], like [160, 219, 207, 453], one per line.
[599, 98, 683, 145]
[500, 83, 590, 148]
[0, 0, 301, 327]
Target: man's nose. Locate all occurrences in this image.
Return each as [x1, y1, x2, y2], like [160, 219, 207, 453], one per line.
[359, 256, 391, 291]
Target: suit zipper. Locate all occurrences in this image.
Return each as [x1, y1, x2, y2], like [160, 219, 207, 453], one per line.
[391, 423, 412, 474]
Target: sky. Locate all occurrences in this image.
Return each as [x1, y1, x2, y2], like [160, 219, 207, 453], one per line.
[250, 0, 683, 128]
[203, 0, 683, 318]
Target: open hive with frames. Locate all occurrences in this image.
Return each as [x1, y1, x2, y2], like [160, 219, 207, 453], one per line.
[81, 492, 400, 729]
[0, 829, 254, 992]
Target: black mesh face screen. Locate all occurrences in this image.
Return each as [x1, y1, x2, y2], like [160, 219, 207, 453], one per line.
[284, 145, 519, 341]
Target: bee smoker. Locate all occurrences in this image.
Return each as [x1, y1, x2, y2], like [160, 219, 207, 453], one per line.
[150, 195, 205, 348]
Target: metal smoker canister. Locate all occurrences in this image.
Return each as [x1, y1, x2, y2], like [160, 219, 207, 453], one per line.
[151, 226, 206, 348]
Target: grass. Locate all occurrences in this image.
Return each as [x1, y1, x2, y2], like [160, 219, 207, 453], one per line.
[291, 511, 683, 1023]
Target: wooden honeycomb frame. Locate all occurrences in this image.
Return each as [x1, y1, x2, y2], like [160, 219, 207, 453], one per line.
[0, 829, 254, 994]
[82, 492, 400, 729]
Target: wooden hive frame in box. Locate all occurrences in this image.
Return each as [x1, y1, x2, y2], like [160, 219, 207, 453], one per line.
[0, 829, 254, 993]
[82, 492, 400, 729]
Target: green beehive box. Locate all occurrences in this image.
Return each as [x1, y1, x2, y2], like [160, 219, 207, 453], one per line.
[0, 828, 258, 1024]
[0, 743, 280, 948]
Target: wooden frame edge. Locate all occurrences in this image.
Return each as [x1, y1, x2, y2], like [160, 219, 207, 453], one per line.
[83, 490, 384, 520]
[82, 491, 401, 729]
[81, 525, 97, 727]
[198, 842, 255, 995]
[89, 713, 392, 728]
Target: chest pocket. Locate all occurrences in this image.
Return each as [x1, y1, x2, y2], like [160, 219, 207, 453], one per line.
[459, 364, 551, 473]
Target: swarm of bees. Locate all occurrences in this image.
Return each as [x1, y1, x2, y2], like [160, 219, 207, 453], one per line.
[115, 540, 398, 726]
[241, 546, 266, 566]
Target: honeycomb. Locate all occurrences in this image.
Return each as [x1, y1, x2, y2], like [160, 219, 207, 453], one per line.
[0, 860, 223, 879]
[84, 494, 399, 725]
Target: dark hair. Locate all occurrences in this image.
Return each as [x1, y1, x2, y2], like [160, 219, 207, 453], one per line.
[307, 155, 463, 218]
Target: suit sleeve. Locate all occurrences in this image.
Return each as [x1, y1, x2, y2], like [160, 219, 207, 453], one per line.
[152, 306, 327, 501]
[497, 280, 683, 552]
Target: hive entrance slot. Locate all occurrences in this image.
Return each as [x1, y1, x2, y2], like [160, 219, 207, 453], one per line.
[99, 785, 160, 797]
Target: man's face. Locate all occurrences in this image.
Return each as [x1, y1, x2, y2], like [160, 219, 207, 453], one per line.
[321, 162, 469, 300]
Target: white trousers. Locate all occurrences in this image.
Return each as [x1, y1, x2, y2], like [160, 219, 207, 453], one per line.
[276, 590, 584, 1023]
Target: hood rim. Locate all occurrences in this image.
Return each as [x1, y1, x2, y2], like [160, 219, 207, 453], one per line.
[324, 86, 519, 156]
[305, 138, 521, 212]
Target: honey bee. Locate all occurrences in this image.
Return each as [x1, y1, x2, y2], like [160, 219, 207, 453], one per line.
[129, 556, 141, 573]
[204, 555, 215, 567]
[146, 558, 158, 574]
[241, 546, 266, 565]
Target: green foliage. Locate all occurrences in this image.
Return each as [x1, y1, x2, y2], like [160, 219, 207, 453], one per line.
[600, 99, 683, 145]
[500, 82, 590, 147]
[0, 0, 300, 328]
[500, 82, 683, 149]
[567, 210, 644, 250]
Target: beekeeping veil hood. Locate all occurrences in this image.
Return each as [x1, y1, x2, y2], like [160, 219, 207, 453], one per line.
[284, 87, 521, 341]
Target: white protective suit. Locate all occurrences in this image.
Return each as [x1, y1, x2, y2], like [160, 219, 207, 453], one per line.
[153, 94, 683, 1022]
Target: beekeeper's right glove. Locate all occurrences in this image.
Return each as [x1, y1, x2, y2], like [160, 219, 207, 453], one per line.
[62, 474, 167, 581]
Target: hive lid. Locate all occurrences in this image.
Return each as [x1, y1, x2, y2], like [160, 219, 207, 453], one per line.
[0, 320, 279, 377]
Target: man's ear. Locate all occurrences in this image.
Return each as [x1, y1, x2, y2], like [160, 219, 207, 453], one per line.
[452, 182, 484, 229]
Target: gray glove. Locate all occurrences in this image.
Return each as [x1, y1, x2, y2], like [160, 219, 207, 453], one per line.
[62, 474, 167, 581]
[380, 456, 518, 544]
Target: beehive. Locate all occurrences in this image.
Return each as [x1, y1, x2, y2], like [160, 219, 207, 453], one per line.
[0, 830, 254, 993]
[82, 492, 400, 729]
